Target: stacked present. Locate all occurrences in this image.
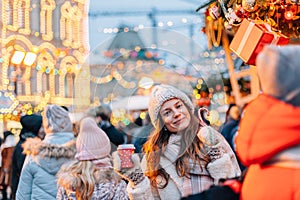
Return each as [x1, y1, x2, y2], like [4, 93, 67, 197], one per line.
[230, 19, 289, 65]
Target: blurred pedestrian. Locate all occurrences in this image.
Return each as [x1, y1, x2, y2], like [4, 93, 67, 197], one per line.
[16, 105, 76, 200]
[11, 114, 43, 200]
[220, 104, 240, 150]
[131, 113, 154, 154]
[113, 84, 241, 199]
[236, 45, 300, 200]
[0, 131, 16, 200]
[57, 117, 129, 199]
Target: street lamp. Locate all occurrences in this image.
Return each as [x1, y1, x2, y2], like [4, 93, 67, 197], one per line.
[10, 51, 37, 95]
[11, 51, 37, 66]
[23, 52, 37, 66]
[11, 51, 25, 65]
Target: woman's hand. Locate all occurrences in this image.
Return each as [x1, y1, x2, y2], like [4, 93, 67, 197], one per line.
[112, 151, 145, 186]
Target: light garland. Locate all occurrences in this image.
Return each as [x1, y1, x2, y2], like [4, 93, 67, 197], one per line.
[66, 73, 74, 97]
[49, 72, 55, 96]
[36, 71, 42, 93]
[24, 67, 31, 95]
[1, 46, 14, 90]
[89, 68, 136, 89]
[100, 18, 202, 34]
[6, 0, 19, 31]
[71, 5, 82, 48]
[18, 0, 31, 35]
[1, 0, 90, 118]
[206, 17, 223, 48]
[0, 91, 19, 114]
[39, 42, 57, 57]
[4, 35, 33, 48]
[60, 2, 84, 49]
[40, 0, 55, 41]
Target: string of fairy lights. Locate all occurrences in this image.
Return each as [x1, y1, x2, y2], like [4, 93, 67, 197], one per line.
[99, 17, 202, 34]
[0, 0, 89, 122]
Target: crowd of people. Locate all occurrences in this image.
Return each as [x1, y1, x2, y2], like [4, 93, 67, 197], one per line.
[0, 44, 299, 200]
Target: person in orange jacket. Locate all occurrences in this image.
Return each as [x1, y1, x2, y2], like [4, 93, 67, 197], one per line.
[236, 45, 300, 200]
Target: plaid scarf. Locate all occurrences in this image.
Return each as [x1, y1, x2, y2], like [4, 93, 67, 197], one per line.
[162, 134, 214, 197]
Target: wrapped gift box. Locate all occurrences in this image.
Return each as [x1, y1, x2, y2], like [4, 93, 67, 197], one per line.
[230, 19, 289, 65]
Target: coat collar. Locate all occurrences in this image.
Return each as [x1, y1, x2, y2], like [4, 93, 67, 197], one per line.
[22, 137, 76, 159]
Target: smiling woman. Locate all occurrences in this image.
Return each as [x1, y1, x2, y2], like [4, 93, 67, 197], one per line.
[112, 84, 241, 200]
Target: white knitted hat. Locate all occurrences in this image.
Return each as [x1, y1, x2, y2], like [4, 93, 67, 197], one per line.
[75, 117, 111, 161]
[148, 84, 194, 128]
[256, 45, 300, 106]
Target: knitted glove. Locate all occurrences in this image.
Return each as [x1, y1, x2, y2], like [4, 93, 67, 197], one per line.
[112, 151, 145, 186]
[207, 153, 233, 184]
[207, 143, 224, 161]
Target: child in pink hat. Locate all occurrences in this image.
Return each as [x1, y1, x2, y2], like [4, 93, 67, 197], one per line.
[57, 117, 129, 199]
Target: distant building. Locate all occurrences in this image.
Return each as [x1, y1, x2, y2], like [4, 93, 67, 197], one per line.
[0, 0, 90, 118]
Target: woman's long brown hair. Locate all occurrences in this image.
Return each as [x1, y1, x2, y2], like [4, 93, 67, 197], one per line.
[143, 104, 210, 189]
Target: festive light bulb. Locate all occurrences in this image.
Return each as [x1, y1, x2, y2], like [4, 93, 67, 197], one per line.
[23, 52, 37, 66]
[284, 10, 294, 20]
[11, 51, 25, 65]
[138, 76, 153, 89]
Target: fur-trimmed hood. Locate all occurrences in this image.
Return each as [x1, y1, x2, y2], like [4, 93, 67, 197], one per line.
[22, 133, 76, 175]
[22, 137, 76, 158]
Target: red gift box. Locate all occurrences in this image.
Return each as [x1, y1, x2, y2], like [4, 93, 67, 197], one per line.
[230, 19, 289, 65]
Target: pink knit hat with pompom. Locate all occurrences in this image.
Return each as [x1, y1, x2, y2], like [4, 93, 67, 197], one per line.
[75, 117, 111, 161]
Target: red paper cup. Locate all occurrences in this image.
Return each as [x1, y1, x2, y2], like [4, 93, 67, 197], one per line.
[117, 144, 135, 169]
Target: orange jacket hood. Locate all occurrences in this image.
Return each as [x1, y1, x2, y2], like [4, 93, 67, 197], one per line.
[236, 94, 300, 166]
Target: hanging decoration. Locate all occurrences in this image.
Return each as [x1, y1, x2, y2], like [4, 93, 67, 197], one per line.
[197, 0, 300, 41]
[242, 0, 259, 12]
[206, 16, 224, 49]
[229, 18, 290, 65]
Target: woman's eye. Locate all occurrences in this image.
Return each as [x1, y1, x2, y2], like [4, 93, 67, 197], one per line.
[176, 104, 182, 109]
[163, 110, 170, 116]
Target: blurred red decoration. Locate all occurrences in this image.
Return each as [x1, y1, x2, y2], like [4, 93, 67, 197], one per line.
[104, 51, 113, 57]
[196, 97, 211, 107]
[284, 10, 294, 20]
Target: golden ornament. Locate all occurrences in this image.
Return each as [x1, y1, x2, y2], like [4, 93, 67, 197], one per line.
[242, 0, 258, 12]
